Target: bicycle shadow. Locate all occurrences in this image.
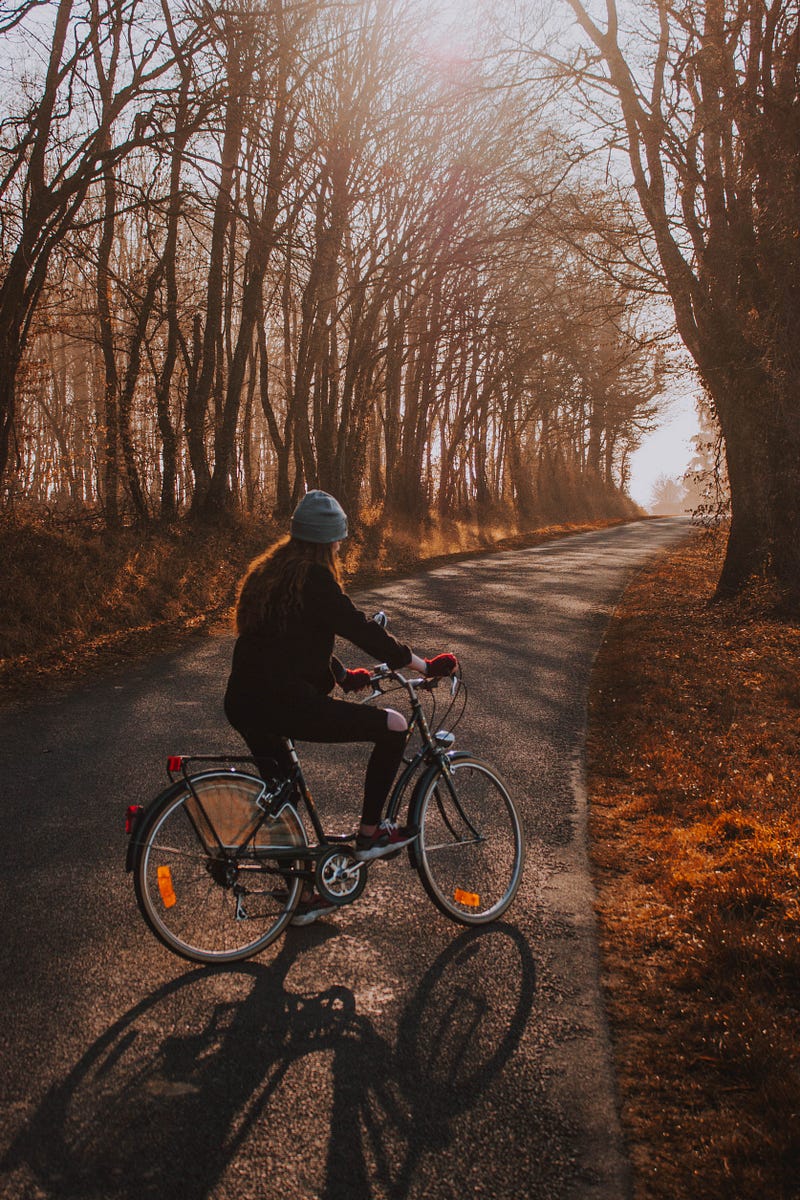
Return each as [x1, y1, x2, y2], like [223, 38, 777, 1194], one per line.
[4, 924, 536, 1199]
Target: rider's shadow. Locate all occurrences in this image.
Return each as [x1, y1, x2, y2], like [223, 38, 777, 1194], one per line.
[3, 925, 536, 1200]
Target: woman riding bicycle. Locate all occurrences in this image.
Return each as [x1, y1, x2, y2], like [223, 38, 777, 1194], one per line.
[224, 490, 457, 923]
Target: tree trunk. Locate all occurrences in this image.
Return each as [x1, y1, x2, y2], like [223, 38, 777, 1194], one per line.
[96, 158, 120, 526]
[713, 368, 800, 603]
[186, 50, 245, 517]
[117, 264, 164, 523]
[154, 64, 191, 523]
[0, 327, 23, 490]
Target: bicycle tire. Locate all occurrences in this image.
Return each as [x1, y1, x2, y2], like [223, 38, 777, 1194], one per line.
[133, 771, 307, 963]
[411, 755, 525, 924]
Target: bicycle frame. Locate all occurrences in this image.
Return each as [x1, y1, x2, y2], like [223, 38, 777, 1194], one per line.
[148, 669, 459, 882]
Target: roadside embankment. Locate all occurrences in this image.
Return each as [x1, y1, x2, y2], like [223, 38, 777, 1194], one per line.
[588, 530, 800, 1199]
[1, 504, 637, 697]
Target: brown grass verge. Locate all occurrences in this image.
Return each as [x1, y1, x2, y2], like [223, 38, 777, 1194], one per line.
[588, 530, 800, 1200]
[0, 511, 632, 701]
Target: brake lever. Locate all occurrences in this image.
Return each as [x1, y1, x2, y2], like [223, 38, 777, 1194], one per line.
[360, 673, 387, 702]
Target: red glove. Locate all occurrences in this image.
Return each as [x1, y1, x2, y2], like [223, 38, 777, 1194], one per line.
[425, 653, 458, 677]
[340, 668, 372, 693]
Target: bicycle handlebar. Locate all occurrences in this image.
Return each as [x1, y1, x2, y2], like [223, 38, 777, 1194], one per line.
[369, 663, 419, 688]
[365, 663, 460, 700]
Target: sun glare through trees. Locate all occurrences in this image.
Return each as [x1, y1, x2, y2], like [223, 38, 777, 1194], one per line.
[0, 0, 668, 536]
[1, 0, 797, 606]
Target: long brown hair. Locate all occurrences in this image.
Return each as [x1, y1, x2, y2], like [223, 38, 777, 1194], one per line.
[235, 536, 342, 635]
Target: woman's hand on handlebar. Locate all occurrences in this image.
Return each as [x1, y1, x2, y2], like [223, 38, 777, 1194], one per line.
[340, 667, 372, 693]
[424, 652, 459, 678]
[407, 650, 459, 678]
[365, 653, 460, 695]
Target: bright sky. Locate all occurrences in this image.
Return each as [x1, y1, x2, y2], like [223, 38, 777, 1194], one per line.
[628, 393, 699, 510]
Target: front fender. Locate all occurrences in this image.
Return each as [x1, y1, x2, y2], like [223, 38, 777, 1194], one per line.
[406, 751, 474, 871]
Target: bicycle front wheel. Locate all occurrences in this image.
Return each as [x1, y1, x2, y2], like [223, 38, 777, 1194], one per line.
[413, 755, 525, 924]
[133, 772, 307, 964]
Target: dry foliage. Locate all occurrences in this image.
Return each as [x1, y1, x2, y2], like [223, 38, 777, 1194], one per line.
[0, 513, 629, 697]
[589, 532, 800, 1199]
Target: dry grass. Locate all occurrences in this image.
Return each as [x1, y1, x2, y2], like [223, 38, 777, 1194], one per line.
[588, 531, 800, 1200]
[0, 518, 263, 696]
[0, 510, 631, 698]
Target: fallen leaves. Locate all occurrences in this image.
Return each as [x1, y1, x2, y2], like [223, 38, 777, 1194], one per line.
[588, 530, 800, 1200]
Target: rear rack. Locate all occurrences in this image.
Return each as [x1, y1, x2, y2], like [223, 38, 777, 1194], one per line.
[166, 754, 258, 779]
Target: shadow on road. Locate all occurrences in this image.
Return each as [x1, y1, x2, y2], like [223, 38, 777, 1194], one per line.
[4, 924, 536, 1199]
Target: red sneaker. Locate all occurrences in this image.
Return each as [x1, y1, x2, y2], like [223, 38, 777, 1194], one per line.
[355, 820, 418, 861]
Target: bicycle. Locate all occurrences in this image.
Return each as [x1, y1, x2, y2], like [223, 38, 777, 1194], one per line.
[125, 620, 525, 964]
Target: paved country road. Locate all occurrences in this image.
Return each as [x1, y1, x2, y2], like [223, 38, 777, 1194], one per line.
[0, 517, 689, 1200]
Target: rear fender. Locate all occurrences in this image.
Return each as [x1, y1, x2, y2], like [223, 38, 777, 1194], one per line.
[125, 779, 186, 873]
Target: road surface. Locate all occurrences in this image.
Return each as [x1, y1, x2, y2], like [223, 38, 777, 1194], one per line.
[0, 517, 689, 1200]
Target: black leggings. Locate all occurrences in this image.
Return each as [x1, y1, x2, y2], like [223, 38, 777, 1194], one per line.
[224, 686, 407, 827]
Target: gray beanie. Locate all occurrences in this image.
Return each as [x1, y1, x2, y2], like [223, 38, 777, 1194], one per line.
[290, 490, 348, 543]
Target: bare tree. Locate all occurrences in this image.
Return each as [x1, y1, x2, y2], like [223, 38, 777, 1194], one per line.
[0, 0, 176, 490]
[558, 0, 800, 603]
[3, 0, 665, 532]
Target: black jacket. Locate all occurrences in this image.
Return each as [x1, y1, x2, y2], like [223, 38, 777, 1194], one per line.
[225, 564, 411, 706]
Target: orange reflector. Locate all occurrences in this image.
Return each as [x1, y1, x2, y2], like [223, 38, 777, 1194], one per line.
[454, 888, 480, 907]
[157, 866, 177, 908]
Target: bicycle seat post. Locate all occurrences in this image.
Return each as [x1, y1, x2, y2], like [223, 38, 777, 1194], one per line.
[280, 737, 327, 845]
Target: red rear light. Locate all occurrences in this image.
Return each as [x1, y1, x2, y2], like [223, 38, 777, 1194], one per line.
[125, 804, 143, 834]
[167, 756, 183, 773]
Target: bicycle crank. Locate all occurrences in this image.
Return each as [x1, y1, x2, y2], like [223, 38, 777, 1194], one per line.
[315, 846, 367, 905]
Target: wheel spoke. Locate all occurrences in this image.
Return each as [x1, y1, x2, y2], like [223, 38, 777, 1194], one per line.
[423, 837, 484, 851]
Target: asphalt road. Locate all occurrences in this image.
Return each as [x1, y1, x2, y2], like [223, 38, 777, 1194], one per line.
[0, 517, 690, 1200]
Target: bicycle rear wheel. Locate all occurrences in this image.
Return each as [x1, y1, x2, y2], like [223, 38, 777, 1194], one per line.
[412, 755, 524, 924]
[133, 771, 307, 963]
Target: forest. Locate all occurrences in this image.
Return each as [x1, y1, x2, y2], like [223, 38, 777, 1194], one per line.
[3, 0, 799, 608]
[0, 0, 664, 535]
